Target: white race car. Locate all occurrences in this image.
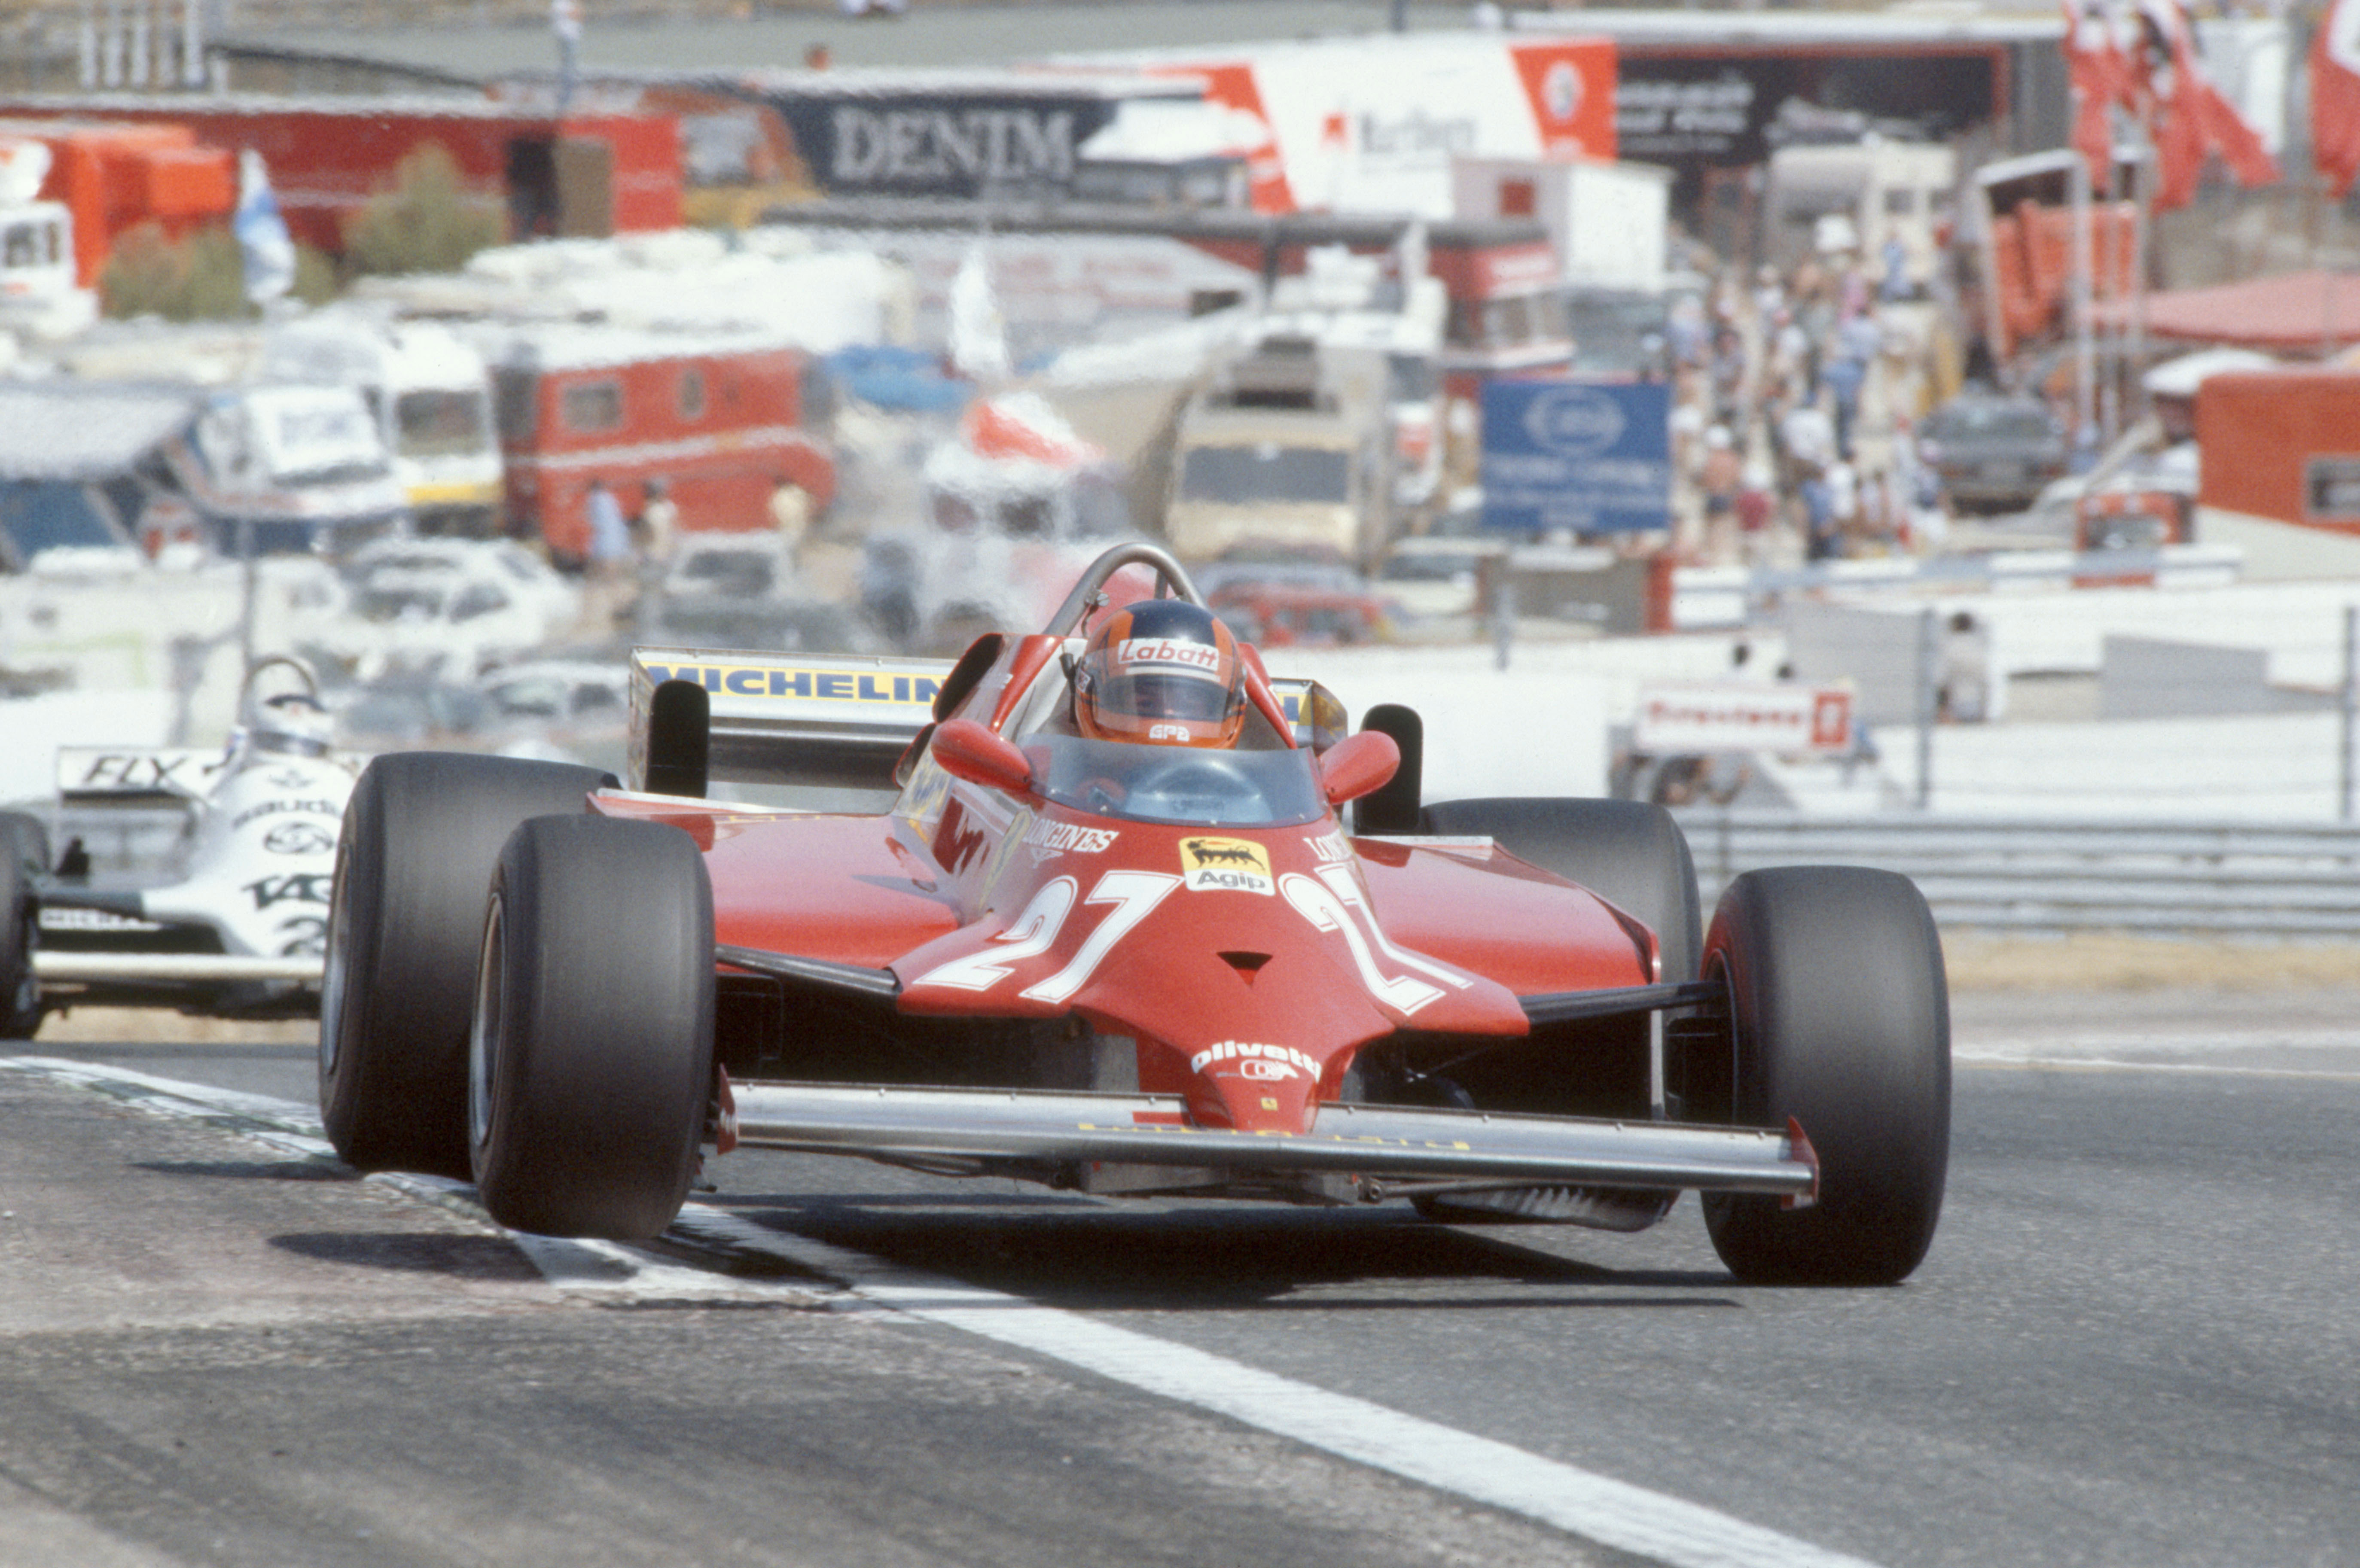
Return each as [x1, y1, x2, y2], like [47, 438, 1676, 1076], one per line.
[3, 660, 355, 1031]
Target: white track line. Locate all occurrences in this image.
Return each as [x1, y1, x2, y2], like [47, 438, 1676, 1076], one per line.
[667, 1205, 1883, 1568]
[0, 1056, 787, 1306]
[1958, 1056, 2360, 1080]
[3, 1057, 1883, 1568]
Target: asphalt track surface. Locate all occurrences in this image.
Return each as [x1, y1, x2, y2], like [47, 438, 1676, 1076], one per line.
[3, 989, 2357, 1568]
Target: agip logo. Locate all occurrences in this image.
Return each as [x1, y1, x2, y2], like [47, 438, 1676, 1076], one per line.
[1522, 386, 1627, 457]
[1180, 836, 1273, 896]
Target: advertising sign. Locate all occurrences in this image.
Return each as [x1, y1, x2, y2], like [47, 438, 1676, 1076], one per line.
[762, 88, 1128, 199]
[1149, 36, 1616, 216]
[1479, 378, 1671, 534]
[1633, 683, 1854, 755]
[1613, 52, 1999, 183]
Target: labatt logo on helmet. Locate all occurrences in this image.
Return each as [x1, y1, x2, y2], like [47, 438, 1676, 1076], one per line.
[1114, 636, 1223, 676]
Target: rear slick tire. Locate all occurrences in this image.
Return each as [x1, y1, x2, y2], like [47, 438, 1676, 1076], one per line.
[1411, 796, 1701, 1226]
[1419, 796, 1700, 984]
[319, 752, 613, 1178]
[469, 814, 715, 1241]
[1701, 867, 1950, 1286]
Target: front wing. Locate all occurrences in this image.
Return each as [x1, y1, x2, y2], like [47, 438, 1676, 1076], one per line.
[727, 1082, 1817, 1200]
[32, 891, 321, 989]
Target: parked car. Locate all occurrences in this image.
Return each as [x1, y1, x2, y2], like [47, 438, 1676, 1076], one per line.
[295, 537, 583, 682]
[1210, 580, 1392, 646]
[648, 538, 868, 653]
[342, 536, 578, 634]
[1373, 534, 1504, 621]
[1918, 387, 2070, 513]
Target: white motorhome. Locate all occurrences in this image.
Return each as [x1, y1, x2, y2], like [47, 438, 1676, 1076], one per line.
[1765, 141, 1958, 292]
[0, 140, 96, 343]
[1259, 252, 1448, 513]
[1163, 335, 1394, 566]
[171, 384, 412, 557]
[262, 317, 503, 536]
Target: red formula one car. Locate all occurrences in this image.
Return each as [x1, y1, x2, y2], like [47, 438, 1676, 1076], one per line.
[319, 545, 1950, 1285]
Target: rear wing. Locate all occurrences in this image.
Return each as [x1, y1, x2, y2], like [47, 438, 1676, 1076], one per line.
[627, 645, 1351, 795]
[55, 746, 229, 804]
[628, 647, 948, 793]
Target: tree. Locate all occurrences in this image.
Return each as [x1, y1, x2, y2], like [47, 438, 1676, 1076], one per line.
[341, 142, 503, 279]
[97, 222, 334, 320]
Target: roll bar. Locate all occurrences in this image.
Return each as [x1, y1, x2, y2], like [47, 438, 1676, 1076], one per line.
[1044, 544, 1205, 637]
[240, 654, 321, 706]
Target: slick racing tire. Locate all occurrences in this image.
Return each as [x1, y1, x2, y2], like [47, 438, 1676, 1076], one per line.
[1419, 797, 1701, 984]
[0, 854, 38, 1040]
[319, 752, 613, 1178]
[1412, 798, 1701, 1226]
[470, 814, 714, 1241]
[0, 811, 51, 880]
[1701, 867, 1951, 1287]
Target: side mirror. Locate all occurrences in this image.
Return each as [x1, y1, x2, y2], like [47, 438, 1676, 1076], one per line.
[930, 719, 1035, 798]
[1318, 728, 1399, 807]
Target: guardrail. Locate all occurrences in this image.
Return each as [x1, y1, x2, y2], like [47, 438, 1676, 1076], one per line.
[1670, 811, 2360, 936]
[1668, 544, 2244, 630]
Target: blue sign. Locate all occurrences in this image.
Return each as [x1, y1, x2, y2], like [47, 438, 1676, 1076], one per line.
[1479, 379, 1672, 535]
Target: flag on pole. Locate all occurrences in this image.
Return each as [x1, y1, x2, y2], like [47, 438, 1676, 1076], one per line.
[2128, 0, 2279, 211]
[2061, 0, 2134, 186]
[2316, 0, 2360, 197]
[234, 149, 296, 305]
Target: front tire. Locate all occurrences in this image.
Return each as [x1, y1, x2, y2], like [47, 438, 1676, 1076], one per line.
[319, 752, 613, 1178]
[0, 811, 51, 879]
[470, 814, 715, 1240]
[0, 856, 38, 1040]
[1701, 867, 1950, 1286]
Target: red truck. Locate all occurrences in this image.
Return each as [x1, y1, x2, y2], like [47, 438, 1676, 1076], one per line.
[471, 323, 836, 560]
[0, 96, 678, 253]
[0, 117, 234, 287]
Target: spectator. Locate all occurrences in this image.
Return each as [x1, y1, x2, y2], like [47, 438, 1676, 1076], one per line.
[1709, 324, 1748, 429]
[632, 477, 680, 638]
[768, 474, 811, 566]
[1939, 610, 1990, 722]
[1800, 464, 1840, 561]
[1735, 460, 1777, 563]
[636, 477, 679, 567]
[1781, 399, 1836, 478]
[1700, 424, 1741, 563]
[1880, 234, 1911, 301]
[1826, 459, 1860, 548]
[1823, 350, 1866, 461]
[1855, 467, 1899, 554]
[1650, 753, 1751, 807]
[582, 476, 634, 631]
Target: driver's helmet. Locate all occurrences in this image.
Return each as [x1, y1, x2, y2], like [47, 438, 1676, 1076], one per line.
[1073, 600, 1246, 748]
[244, 691, 335, 759]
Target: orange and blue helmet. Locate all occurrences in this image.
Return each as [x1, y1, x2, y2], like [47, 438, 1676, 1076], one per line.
[1073, 600, 1247, 748]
